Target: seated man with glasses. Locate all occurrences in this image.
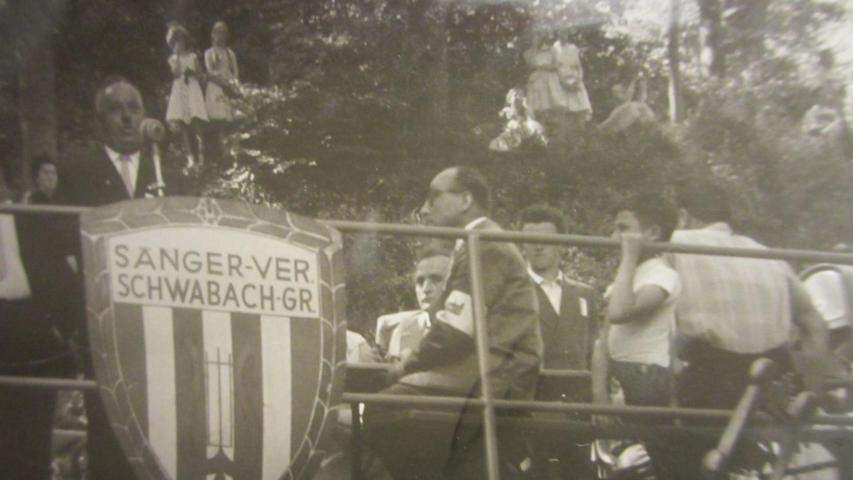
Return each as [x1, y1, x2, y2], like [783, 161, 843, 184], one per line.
[365, 166, 543, 480]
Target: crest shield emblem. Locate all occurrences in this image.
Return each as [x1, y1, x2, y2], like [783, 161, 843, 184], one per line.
[80, 197, 346, 480]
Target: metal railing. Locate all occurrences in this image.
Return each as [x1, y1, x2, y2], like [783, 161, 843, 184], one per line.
[2, 202, 853, 480]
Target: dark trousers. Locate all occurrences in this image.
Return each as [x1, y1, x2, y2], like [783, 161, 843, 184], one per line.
[609, 360, 672, 410]
[0, 300, 73, 480]
[678, 342, 792, 411]
[0, 382, 58, 480]
[664, 342, 792, 480]
[364, 383, 530, 480]
[609, 360, 673, 479]
[85, 392, 136, 480]
[532, 385, 595, 480]
[364, 383, 476, 480]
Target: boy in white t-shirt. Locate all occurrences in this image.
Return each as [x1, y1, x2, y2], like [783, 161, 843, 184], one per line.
[593, 193, 681, 410]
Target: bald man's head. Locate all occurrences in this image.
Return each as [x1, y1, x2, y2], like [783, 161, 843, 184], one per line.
[95, 76, 145, 154]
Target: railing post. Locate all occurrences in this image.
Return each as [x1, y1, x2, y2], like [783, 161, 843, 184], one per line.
[702, 358, 777, 478]
[351, 401, 363, 480]
[467, 233, 501, 480]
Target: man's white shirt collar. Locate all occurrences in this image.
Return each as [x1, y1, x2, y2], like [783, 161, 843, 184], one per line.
[454, 216, 489, 252]
[702, 222, 732, 233]
[528, 267, 564, 312]
[527, 267, 564, 286]
[104, 146, 141, 193]
[464, 217, 489, 230]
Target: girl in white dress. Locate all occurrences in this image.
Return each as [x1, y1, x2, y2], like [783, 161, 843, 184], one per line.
[165, 25, 208, 166]
[204, 21, 239, 160]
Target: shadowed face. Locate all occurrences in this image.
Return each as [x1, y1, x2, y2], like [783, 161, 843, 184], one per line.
[35, 163, 58, 197]
[419, 168, 468, 227]
[521, 222, 562, 274]
[212, 23, 229, 47]
[612, 210, 659, 241]
[99, 81, 144, 154]
[414, 254, 451, 309]
[171, 34, 187, 53]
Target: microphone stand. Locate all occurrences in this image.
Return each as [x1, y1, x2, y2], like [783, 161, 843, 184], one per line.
[140, 118, 167, 197]
[152, 143, 166, 197]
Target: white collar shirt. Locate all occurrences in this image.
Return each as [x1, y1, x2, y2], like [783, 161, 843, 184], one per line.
[528, 267, 563, 313]
[104, 146, 141, 195]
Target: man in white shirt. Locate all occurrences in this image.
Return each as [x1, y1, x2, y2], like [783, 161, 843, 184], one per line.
[593, 194, 680, 411]
[60, 75, 168, 206]
[665, 180, 829, 480]
[57, 75, 181, 480]
[668, 181, 828, 408]
[802, 261, 853, 351]
[374, 246, 451, 360]
[589, 193, 681, 480]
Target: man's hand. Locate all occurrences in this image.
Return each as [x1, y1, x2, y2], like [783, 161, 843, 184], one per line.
[357, 343, 384, 363]
[386, 361, 406, 385]
[620, 232, 644, 260]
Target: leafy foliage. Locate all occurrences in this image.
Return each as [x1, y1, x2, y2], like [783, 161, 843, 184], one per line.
[1, 0, 851, 335]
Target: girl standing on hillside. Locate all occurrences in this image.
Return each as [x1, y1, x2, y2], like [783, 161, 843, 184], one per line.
[204, 21, 239, 160]
[166, 24, 208, 167]
[524, 32, 592, 142]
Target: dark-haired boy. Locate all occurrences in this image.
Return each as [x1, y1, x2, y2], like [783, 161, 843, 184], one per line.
[591, 193, 681, 479]
[593, 194, 681, 411]
[518, 204, 597, 377]
[519, 204, 598, 480]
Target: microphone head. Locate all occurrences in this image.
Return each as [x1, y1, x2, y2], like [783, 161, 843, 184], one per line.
[140, 118, 166, 143]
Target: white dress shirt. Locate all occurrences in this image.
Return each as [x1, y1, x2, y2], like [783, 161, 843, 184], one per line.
[104, 146, 140, 195]
[528, 268, 563, 313]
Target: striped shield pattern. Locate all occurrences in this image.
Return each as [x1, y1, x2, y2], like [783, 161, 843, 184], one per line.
[80, 197, 346, 480]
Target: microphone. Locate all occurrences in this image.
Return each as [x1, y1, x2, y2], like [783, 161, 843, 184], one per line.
[140, 118, 166, 143]
[139, 119, 166, 197]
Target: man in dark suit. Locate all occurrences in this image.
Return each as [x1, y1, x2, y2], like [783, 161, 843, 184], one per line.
[60, 75, 164, 206]
[519, 204, 599, 480]
[59, 75, 177, 480]
[367, 166, 543, 480]
[519, 204, 598, 377]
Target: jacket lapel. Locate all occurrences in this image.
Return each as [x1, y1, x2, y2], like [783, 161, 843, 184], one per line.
[135, 148, 155, 198]
[534, 282, 559, 330]
[452, 218, 500, 264]
[560, 280, 580, 319]
[96, 148, 130, 200]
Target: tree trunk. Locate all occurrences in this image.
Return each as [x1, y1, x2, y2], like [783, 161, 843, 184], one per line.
[667, 0, 684, 123]
[11, 0, 58, 192]
[407, 0, 450, 126]
[174, 0, 194, 23]
[430, 3, 450, 125]
[698, 0, 725, 78]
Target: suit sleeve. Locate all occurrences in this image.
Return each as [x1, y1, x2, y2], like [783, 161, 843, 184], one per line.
[581, 284, 601, 366]
[402, 245, 507, 374]
[58, 173, 88, 207]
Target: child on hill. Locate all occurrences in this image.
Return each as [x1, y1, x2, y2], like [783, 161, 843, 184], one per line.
[165, 24, 208, 167]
